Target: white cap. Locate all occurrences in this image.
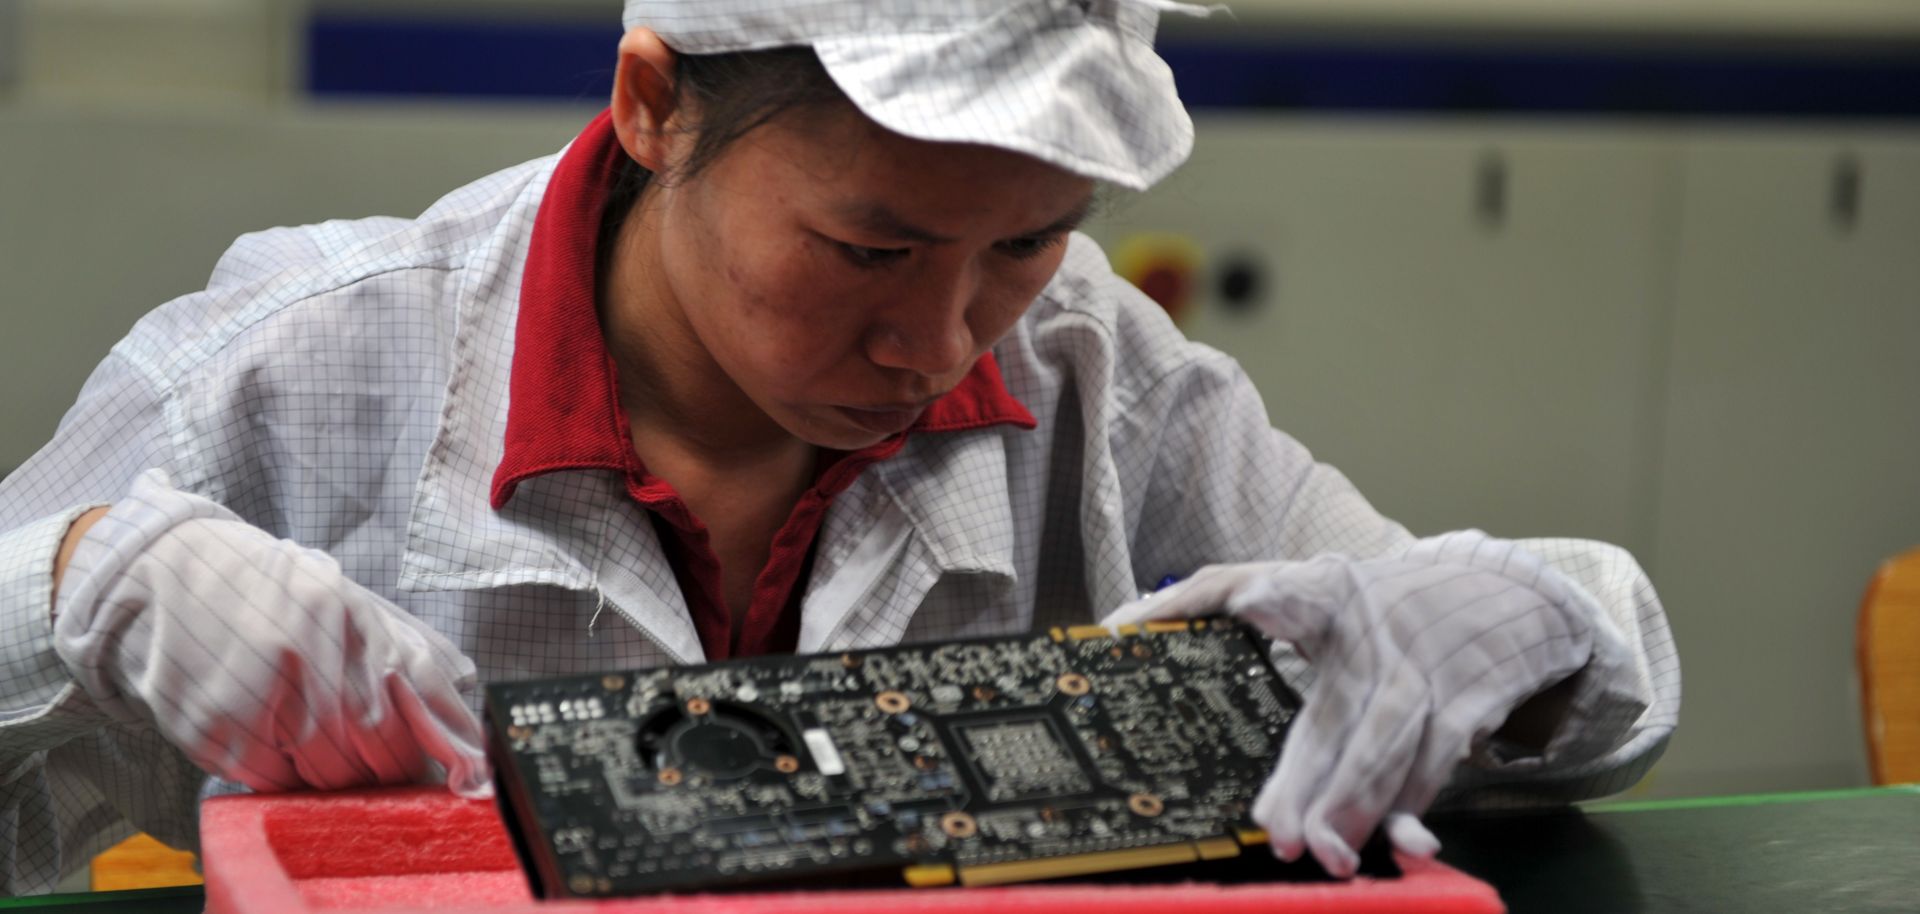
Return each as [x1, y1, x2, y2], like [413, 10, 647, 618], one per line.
[621, 0, 1220, 191]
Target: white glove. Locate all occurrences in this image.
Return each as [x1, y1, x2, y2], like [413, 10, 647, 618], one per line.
[52, 470, 491, 797]
[1103, 532, 1600, 878]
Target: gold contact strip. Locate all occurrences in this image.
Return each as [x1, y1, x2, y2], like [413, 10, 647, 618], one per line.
[1057, 621, 1190, 640]
[956, 843, 1194, 886]
[1236, 827, 1270, 846]
[952, 841, 1221, 887]
[1194, 837, 1243, 860]
[903, 863, 958, 887]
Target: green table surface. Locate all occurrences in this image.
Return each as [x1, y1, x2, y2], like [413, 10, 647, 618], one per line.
[5, 785, 1916, 913]
[1431, 784, 1920, 914]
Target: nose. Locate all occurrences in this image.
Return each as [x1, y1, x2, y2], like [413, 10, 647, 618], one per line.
[865, 266, 978, 379]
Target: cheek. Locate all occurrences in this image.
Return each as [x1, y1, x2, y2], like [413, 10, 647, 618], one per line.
[970, 259, 1062, 344]
[703, 237, 870, 377]
[976, 282, 1037, 335]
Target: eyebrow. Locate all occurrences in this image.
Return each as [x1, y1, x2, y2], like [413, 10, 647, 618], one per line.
[836, 193, 1096, 246]
[1030, 194, 1097, 238]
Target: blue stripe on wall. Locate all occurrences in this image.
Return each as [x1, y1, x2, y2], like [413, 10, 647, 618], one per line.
[1158, 41, 1920, 118]
[307, 13, 1920, 119]
[307, 16, 619, 103]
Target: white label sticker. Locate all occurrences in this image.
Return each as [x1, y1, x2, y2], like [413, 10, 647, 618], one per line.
[803, 728, 846, 776]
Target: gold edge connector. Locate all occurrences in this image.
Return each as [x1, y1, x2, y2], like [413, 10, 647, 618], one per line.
[1235, 827, 1271, 846]
[902, 863, 957, 888]
[1194, 837, 1242, 861]
[1115, 623, 1141, 637]
[957, 843, 1199, 887]
[1049, 626, 1067, 643]
[1144, 620, 1191, 634]
[1065, 625, 1112, 641]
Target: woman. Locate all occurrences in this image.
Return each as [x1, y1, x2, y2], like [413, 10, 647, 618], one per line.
[0, 0, 1679, 895]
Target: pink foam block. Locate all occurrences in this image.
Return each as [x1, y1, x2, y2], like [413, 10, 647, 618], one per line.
[200, 786, 1505, 914]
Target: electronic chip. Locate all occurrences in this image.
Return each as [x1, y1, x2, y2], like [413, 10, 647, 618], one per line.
[956, 717, 1091, 802]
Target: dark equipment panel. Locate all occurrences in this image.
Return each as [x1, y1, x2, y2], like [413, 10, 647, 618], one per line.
[486, 619, 1301, 898]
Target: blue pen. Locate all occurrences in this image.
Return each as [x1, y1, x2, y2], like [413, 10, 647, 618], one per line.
[1139, 573, 1184, 601]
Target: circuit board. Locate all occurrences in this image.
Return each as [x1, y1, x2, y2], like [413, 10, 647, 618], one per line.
[484, 618, 1301, 898]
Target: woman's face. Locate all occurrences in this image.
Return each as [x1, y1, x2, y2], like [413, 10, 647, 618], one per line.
[628, 104, 1096, 451]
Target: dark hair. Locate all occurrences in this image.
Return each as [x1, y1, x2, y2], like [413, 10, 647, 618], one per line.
[595, 47, 849, 262]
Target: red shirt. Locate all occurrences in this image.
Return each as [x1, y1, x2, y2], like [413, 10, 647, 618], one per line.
[489, 111, 1036, 660]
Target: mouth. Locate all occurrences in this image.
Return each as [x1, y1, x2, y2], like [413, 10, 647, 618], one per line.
[833, 399, 937, 436]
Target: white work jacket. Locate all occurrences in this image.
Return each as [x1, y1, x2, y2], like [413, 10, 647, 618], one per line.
[0, 139, 1680, 895]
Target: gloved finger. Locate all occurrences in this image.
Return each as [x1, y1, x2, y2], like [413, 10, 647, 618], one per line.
[1300, 661, 1432, 857]
[1384, 811, 1440, 859]
[175, 708, 305, 793]
[327, 626, 441, 788]
[1378, 717, 1480, 844]
[283, 658, 427, 791]
[1255, 610, 1415, 868]
[1252, 762, 1305, 863]
[348, 691, 435, 786]
[1303, 816, 1361, 879]
[277, 697, 388, 792]
[1252, 679, 1371, 865]
[385, 668, 493, 798]
[232, 537, 390, 790]
[1299, 707, 1422, 880]
[380, 608, 493, 796]
[1100, 564, 1264, 629]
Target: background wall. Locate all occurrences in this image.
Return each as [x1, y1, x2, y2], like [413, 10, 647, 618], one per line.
[2, 0, 1917, 806]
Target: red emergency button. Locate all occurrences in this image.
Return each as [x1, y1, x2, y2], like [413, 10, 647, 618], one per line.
[1111, 234, 1203, 324]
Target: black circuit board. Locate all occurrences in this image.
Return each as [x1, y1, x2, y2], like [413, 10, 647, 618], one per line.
[485, 619, 1300, 898]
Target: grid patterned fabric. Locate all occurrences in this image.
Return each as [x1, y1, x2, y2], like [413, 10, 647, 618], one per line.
[0, 137, 1679, 896]
[621, 0, 1212, 190]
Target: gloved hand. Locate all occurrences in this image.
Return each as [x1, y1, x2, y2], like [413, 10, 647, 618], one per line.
[1102, 533, 1599, 877]
[51, 470, 491, 797]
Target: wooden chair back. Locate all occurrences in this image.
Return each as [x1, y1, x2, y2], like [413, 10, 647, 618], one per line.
[1860, 546, 1920, 784]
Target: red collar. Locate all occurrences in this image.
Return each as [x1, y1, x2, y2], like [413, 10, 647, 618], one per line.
[490, 110, 1036, 510]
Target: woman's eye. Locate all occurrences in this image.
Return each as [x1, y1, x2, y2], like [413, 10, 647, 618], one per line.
[997, 235, 1064, 261]
[838, 243, 909, 269]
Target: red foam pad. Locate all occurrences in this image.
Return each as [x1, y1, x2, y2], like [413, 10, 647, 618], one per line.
[201, 786, 1505, 914]
[263, 791, 522, 880]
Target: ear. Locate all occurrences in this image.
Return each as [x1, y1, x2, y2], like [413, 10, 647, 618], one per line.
[611, 27, 681, 173]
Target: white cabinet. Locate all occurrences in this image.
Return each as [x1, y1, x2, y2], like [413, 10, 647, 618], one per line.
[1648, 134, 1920, 796]
[1084, 120, 1675, 553]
